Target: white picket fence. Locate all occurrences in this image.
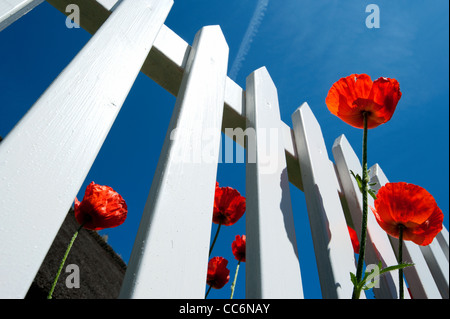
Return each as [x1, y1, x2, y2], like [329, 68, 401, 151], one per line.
[0, 0, 448, 299]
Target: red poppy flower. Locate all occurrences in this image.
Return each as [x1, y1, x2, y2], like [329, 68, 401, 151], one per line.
[74, 182, 127, 231]
[347, 226, 360, 254]
[213, 185, 245, 226]
[325, 74, 402, 129]
[206, 257, 230, 289]
[371, 182, 443, 246]
[232, 235, 246, 262]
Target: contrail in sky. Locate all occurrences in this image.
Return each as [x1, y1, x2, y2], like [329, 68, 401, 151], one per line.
[229, 0, 269, 81]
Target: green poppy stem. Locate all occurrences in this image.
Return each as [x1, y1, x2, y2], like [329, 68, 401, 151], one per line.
[47, 223, 83, 299]
[209, 223, 222, 257]
[398, 225, 404, 299]
[352, 112, 369, 299]
[205, 285, 212, 299]
[230, 260, 241, 299]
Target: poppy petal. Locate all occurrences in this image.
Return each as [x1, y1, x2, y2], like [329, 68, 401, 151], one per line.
[326, 74, 401, 129]
[207, 257, 230, 289]
[347, 226, 360, 254]
[372, 182, 443, 246]
[213, 185, 245, 226]
[74, 182, 127, 231]
[404, 206, 444, 246]
[232, 235, 246, 262]
[369, 77, 402, 119]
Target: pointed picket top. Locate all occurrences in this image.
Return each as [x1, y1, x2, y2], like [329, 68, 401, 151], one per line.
[291, 103, 361, 299]
[245, 66, 303, 299]
[369, 164, 443, 298]
[119, 24, 229, 299]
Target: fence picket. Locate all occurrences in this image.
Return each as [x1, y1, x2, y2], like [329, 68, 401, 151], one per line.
[420, 239, 449, 298]
[332, 134, 408, 299]
[369, 164, 443, 298]
[245, 67, 303, 298]
[119, 25, 229, 299]
[0, 0, 173, 298]
[291, 103, 361, 299]
[1, 0, 447, 300]
[96, 0, 122, 11]
[437, 227, 449, 261]
[46, 0, 307, 192]
[0, 0, 43, 32]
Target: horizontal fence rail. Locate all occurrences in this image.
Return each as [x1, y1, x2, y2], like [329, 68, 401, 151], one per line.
[0, 0, 448, 299]
[43, 0, 304, 192]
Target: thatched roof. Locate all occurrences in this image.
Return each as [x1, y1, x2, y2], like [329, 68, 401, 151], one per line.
[25, 208, 126, 299]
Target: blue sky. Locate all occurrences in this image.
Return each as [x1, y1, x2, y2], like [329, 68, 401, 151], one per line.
[0, 0, 448, 299]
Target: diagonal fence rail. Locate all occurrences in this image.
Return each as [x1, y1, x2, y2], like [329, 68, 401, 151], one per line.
[0, 0, 448, 299]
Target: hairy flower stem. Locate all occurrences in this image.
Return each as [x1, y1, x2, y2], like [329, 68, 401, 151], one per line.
[47, 223, 84, 299]
[209, 223, 222, 257]
[230, 260, 241, 299]
[398, 225, 404, 299]
[352, 112, 369, 299]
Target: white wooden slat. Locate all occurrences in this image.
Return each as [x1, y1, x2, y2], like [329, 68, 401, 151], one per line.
[150, 25, 301, 188]
[369, 164, 442, 298]
[245, 67, 303, 299]
[437, 227, 449, 261]
[332, 134, 409, 299]
[0, 0, 173, 299]
[420, 239, 449, 298]
[119, 25, 229, 299]
[291, 103, 361, 299]
[0, 0, 43, 32]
